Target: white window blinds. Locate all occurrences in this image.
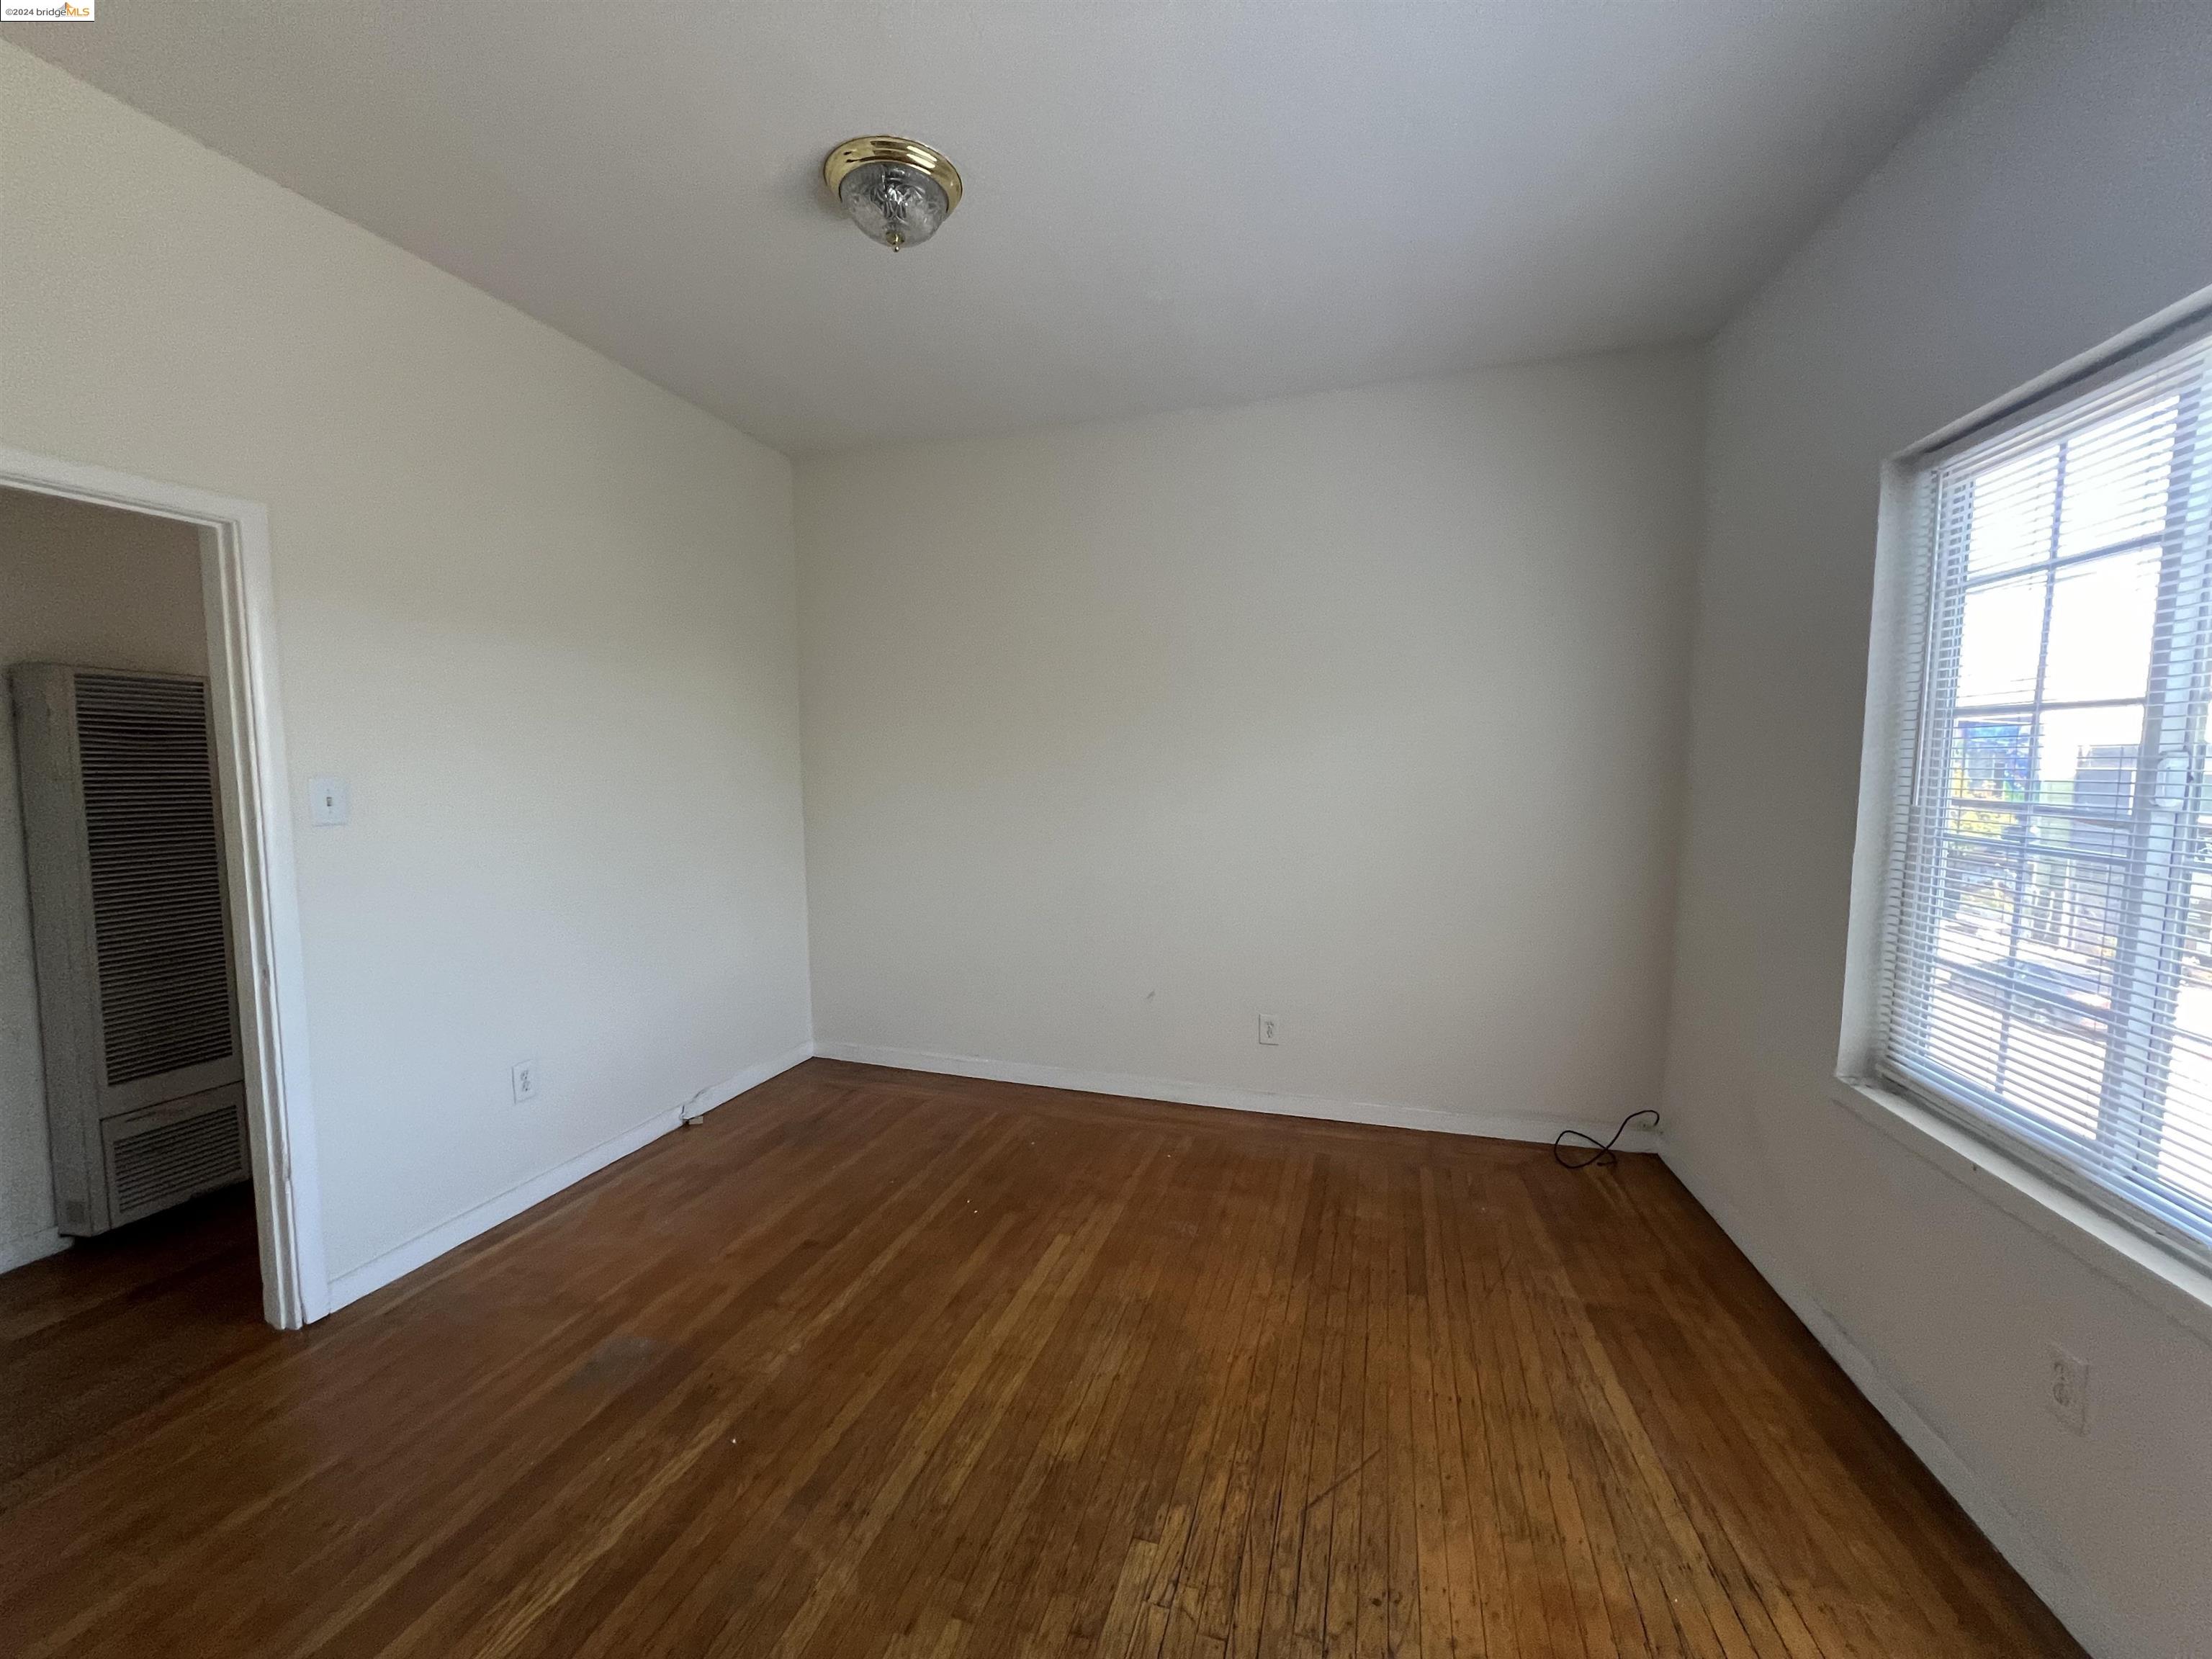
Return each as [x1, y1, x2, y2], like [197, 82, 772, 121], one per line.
[1883, 325, 2212, 1260]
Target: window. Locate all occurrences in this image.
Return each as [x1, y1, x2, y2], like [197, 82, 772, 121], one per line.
[1882, 323, 2212, 1260]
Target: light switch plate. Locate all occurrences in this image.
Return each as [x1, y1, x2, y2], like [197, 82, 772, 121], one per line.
[308, 775, 350, 827]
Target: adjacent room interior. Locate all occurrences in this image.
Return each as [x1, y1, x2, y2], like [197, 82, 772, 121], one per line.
[1, 4, 2207, 1657]
[0, 487, 275, 1491]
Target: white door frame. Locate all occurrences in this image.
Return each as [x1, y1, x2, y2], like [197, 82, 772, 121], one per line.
[1, 444, 326, 1328]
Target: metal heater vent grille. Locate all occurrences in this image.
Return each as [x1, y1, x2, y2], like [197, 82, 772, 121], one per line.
[107, 1097, 247, 1220]
[76, 673, 235, 1086]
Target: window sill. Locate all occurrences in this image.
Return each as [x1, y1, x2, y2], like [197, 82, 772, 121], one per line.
[1827, 1076, 2212, 1350]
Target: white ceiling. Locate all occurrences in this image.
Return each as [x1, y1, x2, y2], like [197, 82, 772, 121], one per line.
[11, 1, 2023, 457]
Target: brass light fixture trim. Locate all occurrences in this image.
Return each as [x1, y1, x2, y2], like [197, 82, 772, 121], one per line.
[823, 135, 963, 210]
[823, 135, 963, 249]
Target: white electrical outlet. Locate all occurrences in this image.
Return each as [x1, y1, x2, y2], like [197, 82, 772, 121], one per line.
[2044, 1342, 2089, 1434]
[511, 1058, 541, 1104]
[1257, 1015, 1280, 1046]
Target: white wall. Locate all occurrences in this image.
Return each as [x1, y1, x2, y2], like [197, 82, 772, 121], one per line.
[799, 349, 1704, 1138]
[0, 490, 208, 1265]
[0, 43, 813, 1287]
[1660, 6, 2212, 1657]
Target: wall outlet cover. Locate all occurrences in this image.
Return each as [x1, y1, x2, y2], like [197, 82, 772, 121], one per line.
[1258, 1015, 1280, 1046]
[2044, 1341, 2090, 1434]
[511, 1058, 541, 1104]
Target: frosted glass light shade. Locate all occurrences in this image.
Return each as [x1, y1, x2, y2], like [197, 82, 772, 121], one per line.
[837, 161, 950, 250]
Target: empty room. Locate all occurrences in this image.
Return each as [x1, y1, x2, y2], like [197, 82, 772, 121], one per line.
[1, 3, 2206, 1656]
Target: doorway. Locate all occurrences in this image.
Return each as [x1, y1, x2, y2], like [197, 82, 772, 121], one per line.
[0, 449, 323, 1332]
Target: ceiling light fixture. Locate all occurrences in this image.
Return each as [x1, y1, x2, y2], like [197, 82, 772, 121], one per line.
[823, 135, 963, 251]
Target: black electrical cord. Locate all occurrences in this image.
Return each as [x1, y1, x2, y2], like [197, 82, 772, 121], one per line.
[1553, 1108, 1659, 1169]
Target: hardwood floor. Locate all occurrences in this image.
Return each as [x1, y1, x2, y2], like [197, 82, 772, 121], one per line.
[0, 1183, 263, 1503]
[0, 1058, 2082, 1658]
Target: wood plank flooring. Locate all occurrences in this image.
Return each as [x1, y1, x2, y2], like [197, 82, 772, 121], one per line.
[0, 1058, 2083, 1658]
[0, 1184, 263, 1502]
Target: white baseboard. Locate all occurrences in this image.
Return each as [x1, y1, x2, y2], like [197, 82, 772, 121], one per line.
[326, 1041, 815, 1315]
[682, 1040, 817, 1122]
[327, 1108, 680, 1314]
[813, 1040, 1659, 1154]
[1660, 1140, 2124, 1659]
[0, 1226, 71, 1275]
